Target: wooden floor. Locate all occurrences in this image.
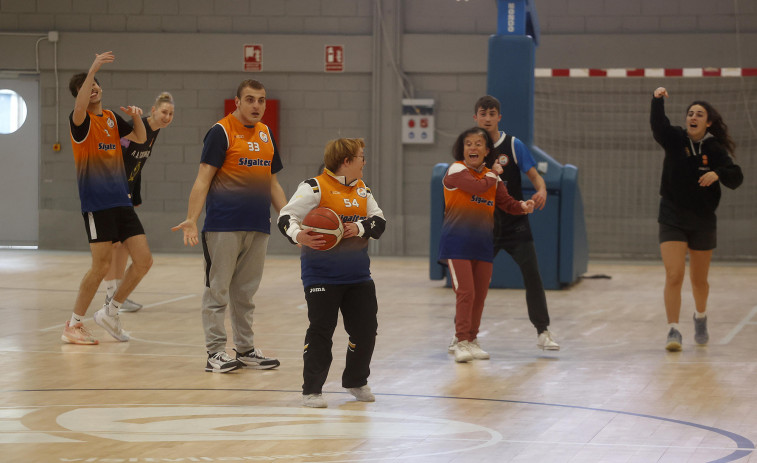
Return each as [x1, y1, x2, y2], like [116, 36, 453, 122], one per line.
[1, 249, 756, 463]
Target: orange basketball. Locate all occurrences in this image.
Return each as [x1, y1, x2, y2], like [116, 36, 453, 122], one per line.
[301, 207, 344, 251]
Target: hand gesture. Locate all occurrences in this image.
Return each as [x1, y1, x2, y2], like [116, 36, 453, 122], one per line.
[531, 189, 547, 210]
[491, 160, 503, 176]
[342, 222, 359, 238]
[90, 51, 115, 74]
[698, 171, 719, 187]
[654, 87, 669, 99]
[521, 199, 535, 214]
[171, 220, 199, 247]
[296, 228, 327, 250]
[120, 105, 143, 118]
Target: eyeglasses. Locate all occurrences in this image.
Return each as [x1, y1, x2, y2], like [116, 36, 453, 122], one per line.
[355, 155, 367, 163]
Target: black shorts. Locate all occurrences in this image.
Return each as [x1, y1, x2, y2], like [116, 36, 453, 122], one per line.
[82, 206, 145, 243]
[659, 222, 716, 251]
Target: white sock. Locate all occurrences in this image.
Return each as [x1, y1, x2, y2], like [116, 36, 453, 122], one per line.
[695, 311, 707, 319]
[668, 322, 680, 331]
[107, 299, 121, 316]
[104, 279, 119, 298]
[70, 313, 83, 326]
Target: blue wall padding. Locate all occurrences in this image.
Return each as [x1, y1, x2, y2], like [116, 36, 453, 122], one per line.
[428, 147, 588, 289]
[486, 35, 535, 146]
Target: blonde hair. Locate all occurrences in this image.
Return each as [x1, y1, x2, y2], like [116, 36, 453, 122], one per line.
[153, 91, 174, 108]
[323, 138, 365, 172]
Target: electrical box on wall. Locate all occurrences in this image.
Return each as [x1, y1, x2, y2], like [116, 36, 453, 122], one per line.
[401, 98, 434, 144]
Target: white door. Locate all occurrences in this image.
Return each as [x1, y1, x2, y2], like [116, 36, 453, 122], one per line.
[0, 77, 39, 246]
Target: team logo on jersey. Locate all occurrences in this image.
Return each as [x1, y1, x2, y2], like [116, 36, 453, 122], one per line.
[107, 117, 115, 128]
[498, 154, 510, 166]
[259, 131, 269, 143]
[702, 154, 708, 166]
[356, 187, 367, 198]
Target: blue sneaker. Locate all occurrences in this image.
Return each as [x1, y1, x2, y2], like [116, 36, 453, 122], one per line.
[666, 327, 682, 352]
[693, 314, 709, 345]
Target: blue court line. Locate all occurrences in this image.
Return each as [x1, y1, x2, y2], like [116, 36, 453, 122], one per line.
[7, 388, 755, 462]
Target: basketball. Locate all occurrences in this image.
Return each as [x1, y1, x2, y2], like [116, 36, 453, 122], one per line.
[301, 207, 344, 251]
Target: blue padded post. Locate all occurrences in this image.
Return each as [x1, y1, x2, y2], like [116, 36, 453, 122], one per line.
[429, 163, 449, 280]
[558, 165, 589, 285]
[486, 35, 535, 147]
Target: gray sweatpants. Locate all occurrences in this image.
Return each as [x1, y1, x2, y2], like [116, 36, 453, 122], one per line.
[201, 231, 269, 354]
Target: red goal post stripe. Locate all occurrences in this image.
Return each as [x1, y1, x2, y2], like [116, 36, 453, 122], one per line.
[535, 68, 757, 77]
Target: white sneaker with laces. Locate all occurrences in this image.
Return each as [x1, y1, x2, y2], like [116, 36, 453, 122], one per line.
[453, 340, 474, 363]
[303, 394, 328, 408]
[346, 385, 375, 402]
[447, 335, 458, 353]
[537, 330, 560, 351]
[468, 339, 490, 360]
[205, 351, 242, 373]
[234, 347, 280, 369]
[119, 298, 143, 313]
[93, 306, 130, 341]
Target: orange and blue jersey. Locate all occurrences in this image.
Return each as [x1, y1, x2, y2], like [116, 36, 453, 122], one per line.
[200, 113, 283, 233]
[439, 161, 500, 262]
[278, 169, 386, 287]
[69, 110, 133, 212]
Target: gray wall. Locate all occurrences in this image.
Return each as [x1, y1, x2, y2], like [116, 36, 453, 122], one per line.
[1, 0, 756, 259]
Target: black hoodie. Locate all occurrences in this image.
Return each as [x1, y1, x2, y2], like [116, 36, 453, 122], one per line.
[650, 97, 743, 230]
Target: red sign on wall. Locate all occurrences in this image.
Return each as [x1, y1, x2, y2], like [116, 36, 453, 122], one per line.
[325, 45, 344, 72]
[244, 44, 262, 71]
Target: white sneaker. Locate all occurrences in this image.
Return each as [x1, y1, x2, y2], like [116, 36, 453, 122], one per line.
[93, 305, 130, 341]
[205, 351, 242, 373]
[119, 298, 143, 313]
[105, 295, 143, 313]
[468, 339, 490, 360]
[447, 335, 458, 353]
[453, 340, 474, 363]
[303, 394, 328, 408]
[537, 330, 560, 351]
[346, 385, 375, 402]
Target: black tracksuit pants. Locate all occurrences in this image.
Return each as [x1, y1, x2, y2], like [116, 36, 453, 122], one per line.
[302, 280, 378, 395]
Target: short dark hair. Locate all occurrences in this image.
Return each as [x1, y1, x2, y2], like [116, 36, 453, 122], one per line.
[452, 127, 493, 161]
[474, 95, 501, 114]
[68, 73, 100, 98]
[236, 79, 265, 98]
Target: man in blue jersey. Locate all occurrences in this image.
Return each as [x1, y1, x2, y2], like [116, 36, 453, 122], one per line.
[173, 79, 287, 373]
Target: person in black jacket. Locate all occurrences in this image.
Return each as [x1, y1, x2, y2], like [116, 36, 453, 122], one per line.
[102, 92, 175, 313]
[650, 87, 743, 352]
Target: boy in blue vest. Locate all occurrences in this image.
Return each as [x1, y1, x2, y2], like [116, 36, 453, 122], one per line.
[464, 95, 560, 352]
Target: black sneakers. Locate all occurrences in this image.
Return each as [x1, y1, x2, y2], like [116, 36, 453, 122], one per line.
[205, 351, 242, 373]
[234, 347, 280, 370]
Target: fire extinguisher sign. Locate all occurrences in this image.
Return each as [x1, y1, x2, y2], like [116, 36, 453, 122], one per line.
[325, 45, 344, 72]
[244, 44, 262, 72]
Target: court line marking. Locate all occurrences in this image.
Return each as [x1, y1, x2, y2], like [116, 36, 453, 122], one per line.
[720, 305, 757, 345]
[0, 393, 753, 463]
[40, 294, 197, 331]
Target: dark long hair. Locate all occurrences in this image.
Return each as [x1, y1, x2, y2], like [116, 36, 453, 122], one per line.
[687, 101, 736, 155]
[452, 127, 493, 161]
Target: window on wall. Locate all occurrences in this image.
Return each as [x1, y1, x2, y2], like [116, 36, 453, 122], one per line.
[0, 89, 28, 134]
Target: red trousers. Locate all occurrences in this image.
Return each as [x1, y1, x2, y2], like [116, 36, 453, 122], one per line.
[448, 259, 492, 342]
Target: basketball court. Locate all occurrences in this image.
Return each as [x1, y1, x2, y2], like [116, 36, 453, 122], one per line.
[1, 249, 755, 462]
